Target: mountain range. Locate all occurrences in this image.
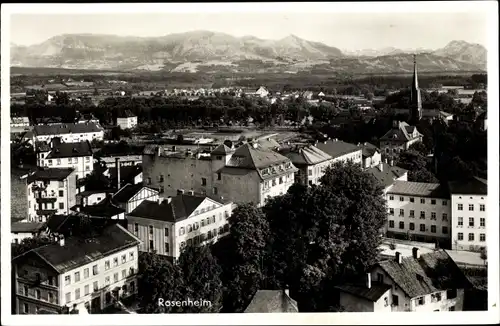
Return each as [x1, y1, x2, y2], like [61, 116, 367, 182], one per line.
[10, 31, 487, 73]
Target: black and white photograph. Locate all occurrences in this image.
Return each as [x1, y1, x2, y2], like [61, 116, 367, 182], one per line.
[1, 2, 498, 325]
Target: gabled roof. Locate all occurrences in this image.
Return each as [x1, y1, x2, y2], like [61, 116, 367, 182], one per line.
[225, 143, 290, 170]
[387, 181, 449, 199]
[376, 250, 471, 298]
[112, 183, 157, 204]
[211, 144, 232, 156]
[281, 145, 332, 166]
[358, 142, 380, 158]
[244, 290, 298, 313]
[27, 168, 75, 184]
[380, 121, 421, 142]
[315, 139, 361, 159]
[11, 222, 46, 233]
[78, 196, 125, 218]
[129, 194, 225, 223]
[46, 141, 93, 159]
[336, 282, 392, 302]
[366, 163, 407, 189]
[14, 224, 140, 274]
[33, 122, 102, 136]
[448, 177, 487, 195]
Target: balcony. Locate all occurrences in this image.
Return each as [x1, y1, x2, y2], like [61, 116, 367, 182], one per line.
[36, 209, 57, 216]
[35, 196, 58, 204]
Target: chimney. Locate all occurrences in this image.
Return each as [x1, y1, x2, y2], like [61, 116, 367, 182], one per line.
[412, 247, 420, 259]
[283, 288, 290, 297]
[393, 120, 399, 128]
[187, 190, 194, 196]
[378, 162, 383, 172]
[390, 159, 394, 167]
[384, 158, 388, 164]
[166, 196, 172, 204]
[366, 273, 372, 289]
[395, 251, 402, 264]
[177, 189, 185, 195]
[115, 158, 121, 190]
[59, 235, 65, 247]
[172, 145, 177, 151]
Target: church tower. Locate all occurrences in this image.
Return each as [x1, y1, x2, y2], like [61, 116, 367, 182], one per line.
[409, 54, 422, 124]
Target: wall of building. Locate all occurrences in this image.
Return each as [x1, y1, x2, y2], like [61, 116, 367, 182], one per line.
[259, 172, 295, 206]
[34, 131, 104, 144]
[451, 194, 487, 251]
[117, 117, 138, 130]
[410, 289, 464, 312]
[101, 155, 143, 167]
[339, 292, 375, 312]
[12, 231, 38, 244]
[80, 193, 108, 207]
[386, 194, 451, 244]
[363, 152, 382, 169]
[38, 154, 93, 180]
[370, 266, 412, 312]
[125, 187, 159, 214]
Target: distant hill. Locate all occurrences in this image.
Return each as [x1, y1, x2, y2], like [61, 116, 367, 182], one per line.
[10, 32, 486, 73]
[432, 40, 487, 69]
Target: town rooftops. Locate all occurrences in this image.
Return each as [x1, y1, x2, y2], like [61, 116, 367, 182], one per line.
[14, 223, 140, 274]
[335, 282, 392, 302]
[129, 194, 227, 223]
[244, 290, 298, 313]
[78, 196, 125, 218]
[33, 122, 102, 136]
[448, 177, 487, 195]
[225, 143, 290, 170]
[11, 222, 46, 234]
[281, 145, 332, 166]
[315, 139, 361, 159]
[27, 168, 75, 184]
[211, 144, 233, 156]
[387, 181, 449, 199]
[366, 163, 407, 189]
[46, 140, 93, 159]
[376, 250, 471, 298]
[358, 142, 380, 158]
[380, 121, 421, 142]
[112, 183, 157, 204]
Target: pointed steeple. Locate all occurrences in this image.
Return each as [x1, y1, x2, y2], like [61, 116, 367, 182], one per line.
[410, 54, 422, 124]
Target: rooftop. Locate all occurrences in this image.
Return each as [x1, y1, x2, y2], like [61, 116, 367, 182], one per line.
[244, 290, 298, 313]
[27, 168, 75, 184]
[112, 183, 156, 204]
[46, 140, 93, 159]
[225, 143, 290, 170]
[211, 144, 233, 156]
[33, 122, 102, 136]
[281, 145, 332, 166]
[448, 177, 487, 195]
[336, 282, 392, 302]
[11, 222, 46, 233]
[15, 223, 139, 274]
[78, 196, 125, 218]
[366, 163, 407, 189]
[358, 142, 380, 158]
[315, 139, 361, 159]
[108, 165, 143, 185]
[380, 121, 421, 142]
[377, 250, 471, 298]
[387, 181, 449, 199]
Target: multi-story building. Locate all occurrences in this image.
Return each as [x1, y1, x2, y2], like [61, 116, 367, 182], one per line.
[379, 121, 422, 158]
[36, 138, 93, 180]
[127, 193, 233, 260]
[365, 161, 408, 194]
[316, 139, 363, 166]
[449, 177, 488, 252]
[385, 181, 451, 246]
[143, 143, 297, 206]
[11, 116, 30, 128]
[280, 144, 332, 186]
[116, 110, 138, 130]
[12, 223, 140, 314]
[359, 142, 382, 169]
[32, 122, 104, 144]
[26, 168, 77, 223]
[11, 222, 46, 244]
[337, 249, 471, 312]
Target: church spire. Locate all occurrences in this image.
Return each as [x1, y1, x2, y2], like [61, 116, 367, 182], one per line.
[410, 54, 422, 124]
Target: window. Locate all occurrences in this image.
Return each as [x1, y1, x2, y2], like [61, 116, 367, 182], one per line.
[392, 294, 399, 306]
[74, 271, 80, 282]
[211, 215, 216, 223]
[179, 227, 185, 235]
[104, 276, 110, 286]
[377, 273, 384, 283]
[36, 289, 41, 299]
[48, 292, 54, 303]
[447, 289, 457, 299]
[442, 200, 447, 206]
[122, 255, 126, 264]
[420, 224, 425, 232]
[85, 156, 90, 162]
[420, 198, 425, 204]
[389, 195, 394, 200]
[384, 297, 389, 306]
[130, 252, 135, 260]
[149, 240, 154, 251]
[430, 212, 436, 220]
[58, 202, 64, 210]
[458, 217, 463, 227]
[48, 159, 52, 166]
[399, 221, 404, 229]
[416, 296, 425, 306]
[75, 288, 80, 300]
[469, 204, 474, 211]
[389, 220, 395, 228]
[92, 265, 98, 276]
[93, 281, 98, 292]
[24, 303, 29, 314]
[65, 275, 71, 285]
[480, 218, 485, 227]
[480, 234, 486, 242]
[458, 233, 463, 241]
[114, 273, 119, 283]
[409, 210, 415, 218]
[208, 230, 213, 239]
[159, 174, 164, 182]
[431, 225, 436, 233]
[187, 224, 193, 233]
[420, 211, 425, 219]
[164, 227, 169, 236]
[65, 292, 71, 303]
[480, 204, 485, 212]
[201, 219, 205, 227]
[84, 285, 89, 295]
[409, 223, 415, 230]
[147, 177, 151, 185]
[468, 233, 474, 241]
[148, 225, 154, 235]
[431, 199, 436, 205]
[410, 197, 415, 203]
[105, 260, 110, 270]
[213, 187, 218, 195]
[442, 226, 448, 234]
[389, 208, 394, 216]
[449, 306, 455, 311]
[399, 209, 404, 217]
[165, 242, 170, 253]
[442, 213, 448, 221]
[58, 190, 64, 197]
[48, 276, 54, 286]
[397, 196, 403, 202]
[458, 204, 463, 211]
[202, 178, 207, 186]
[84, 268, 89, 279]
[469, 217, 474, 227]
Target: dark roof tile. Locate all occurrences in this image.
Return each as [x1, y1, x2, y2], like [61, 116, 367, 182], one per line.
[244, 290, 298, 313]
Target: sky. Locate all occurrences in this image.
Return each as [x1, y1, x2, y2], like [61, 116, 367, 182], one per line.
[10, 12, 488, 50]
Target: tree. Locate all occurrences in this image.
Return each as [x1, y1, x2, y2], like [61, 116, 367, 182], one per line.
[220, 204, 270, 312]
[396, 150, 438, 183]
[137, 253, 188, 313]
[82, 169, 112, 191]
[177, 245, 223, 312]
[12, 237, 55, 258]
